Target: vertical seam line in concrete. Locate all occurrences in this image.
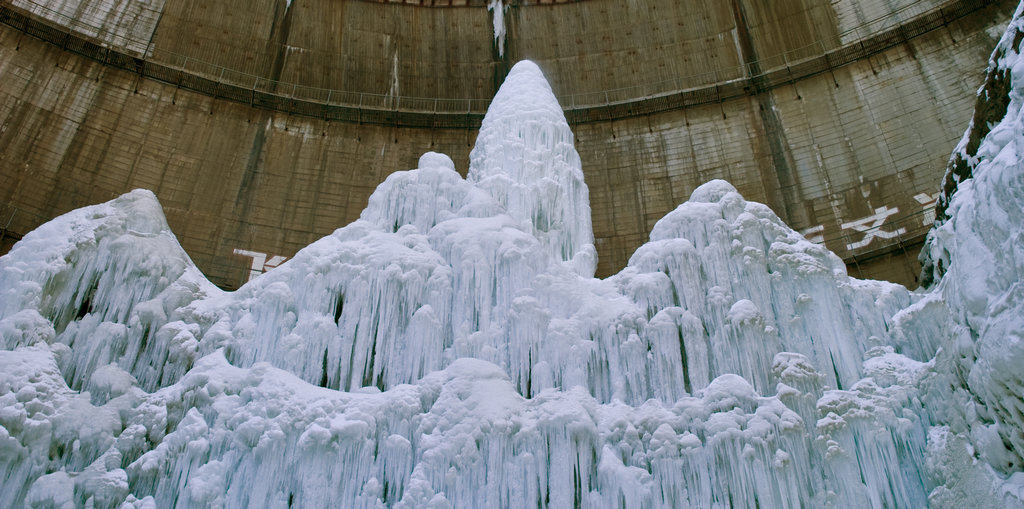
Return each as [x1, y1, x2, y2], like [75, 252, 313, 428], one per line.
[236, 1, 296, 214]
[729, 0, 801, 225]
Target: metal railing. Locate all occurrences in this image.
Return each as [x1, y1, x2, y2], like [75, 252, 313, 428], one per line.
[0, 203, 48, 250]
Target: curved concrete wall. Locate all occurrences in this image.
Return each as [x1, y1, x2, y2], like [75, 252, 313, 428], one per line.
[0, 0, 1015, 288]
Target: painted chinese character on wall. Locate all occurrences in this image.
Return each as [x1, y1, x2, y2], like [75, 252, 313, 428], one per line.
[233, 249, 288, 282]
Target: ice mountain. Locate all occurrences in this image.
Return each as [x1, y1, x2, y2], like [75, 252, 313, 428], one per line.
[2, 44, 1024, 509]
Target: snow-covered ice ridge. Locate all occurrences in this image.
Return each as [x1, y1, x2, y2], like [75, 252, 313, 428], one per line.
[2, 46, 1023, 507]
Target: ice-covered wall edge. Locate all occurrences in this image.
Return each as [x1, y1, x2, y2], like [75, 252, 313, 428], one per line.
[912, 0, 1024, 497]
[921, 1, 1024, 287]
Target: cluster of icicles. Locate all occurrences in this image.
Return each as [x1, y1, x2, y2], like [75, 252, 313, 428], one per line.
[2, 52, 1024, 509]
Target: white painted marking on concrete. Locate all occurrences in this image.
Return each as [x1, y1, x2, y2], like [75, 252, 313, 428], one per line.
[233, 248, 289, 281]
[841, 206, 906, 250]
[914, 192, 940, 226]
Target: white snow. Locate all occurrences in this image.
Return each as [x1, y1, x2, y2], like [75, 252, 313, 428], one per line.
[2, 33, 1024, 507]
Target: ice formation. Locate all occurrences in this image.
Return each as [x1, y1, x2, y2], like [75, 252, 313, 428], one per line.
[2, 37, 1024, 509]
[488, 0, 508, 58]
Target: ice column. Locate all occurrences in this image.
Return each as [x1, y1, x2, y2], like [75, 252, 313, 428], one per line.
[469, 61, 597, 277]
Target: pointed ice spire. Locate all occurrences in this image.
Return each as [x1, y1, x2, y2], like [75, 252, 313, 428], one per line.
[469, 61, 596, 277]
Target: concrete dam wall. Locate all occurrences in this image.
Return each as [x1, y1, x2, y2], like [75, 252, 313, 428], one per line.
[0, 0, 1015, 288]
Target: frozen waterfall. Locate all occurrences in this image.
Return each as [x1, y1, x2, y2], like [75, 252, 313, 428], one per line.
[2, 46, 1024, 509]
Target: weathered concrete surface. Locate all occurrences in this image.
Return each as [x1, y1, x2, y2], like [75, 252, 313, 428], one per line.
[0, 0, 1015, 288]
[576, 4, 1008, 280]
[12, 0, 164, 54]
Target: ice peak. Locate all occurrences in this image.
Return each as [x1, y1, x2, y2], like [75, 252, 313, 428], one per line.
[470, 60, 571, 184]
[469, 60, 596, 276]
[483, 61, 563, 124]
[416, 151, 455, 171]
[689, 179, 738, 203]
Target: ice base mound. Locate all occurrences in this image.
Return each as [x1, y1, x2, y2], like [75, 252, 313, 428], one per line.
[2, 55, 1024, 508]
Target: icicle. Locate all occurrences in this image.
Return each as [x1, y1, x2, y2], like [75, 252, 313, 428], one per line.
[487, 0, 508, 58]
